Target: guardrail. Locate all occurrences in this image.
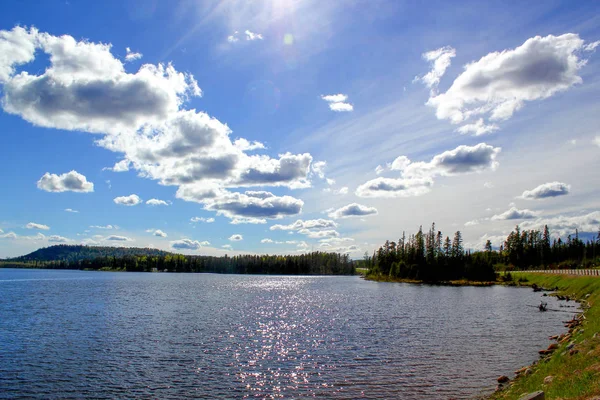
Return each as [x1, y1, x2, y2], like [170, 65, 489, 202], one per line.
[510, 269, 600, 276]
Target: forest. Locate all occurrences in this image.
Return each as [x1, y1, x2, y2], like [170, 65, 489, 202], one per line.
[365, 224, 600, 282]
[3, 245, 355, 276]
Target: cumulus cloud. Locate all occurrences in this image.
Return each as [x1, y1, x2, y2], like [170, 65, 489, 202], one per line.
[484, 182, 494, 189]
[357, 143, 501, 198]
[125, 47, 142, 62]
[146, 229, 167, 237]
[104, 159, 130, 172]
[37, 170, 94, 193]
[105, 235, 132, 241]
[234, 138, 265, 151]
[427, 34, 597, 133]
[321, 94, 353, 112]
[48, 235, 70, 243]
[356, 177, 433, 198]
[415, 46, 456, 94]
[0, 231, 18, 239]
[456, 118, 499, 136]
[190, 217, 215, 223]
[65, 208, 79, 213]
[26, 222, 50, 230]
[146, 198, 169, 206]
[270, 219, 338, 231]
[520, 211, 600, 238]
[222, 244, 233, 250]
[229, 234, 243, 241]
[520, 181, 571, 200]
[0, 26, 315, 222]
[244, 30, 263, 41]
[171, 239, 205, 250]
[328, 203, 378, 219]
[114, 194, 142, 206]
[298, 229, 340, 239]
[491, 207, 538, 220]
[595, 136, 600, 147]
[177, 188, 303, 222]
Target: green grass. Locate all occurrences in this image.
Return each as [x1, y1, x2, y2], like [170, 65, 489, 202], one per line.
[491, 273, 600, 400]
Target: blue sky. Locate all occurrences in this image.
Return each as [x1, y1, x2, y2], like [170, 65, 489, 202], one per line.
[1, 0, 599, 258]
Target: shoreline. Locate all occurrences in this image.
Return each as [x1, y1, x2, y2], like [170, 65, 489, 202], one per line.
[362, 273, 497, 286]
[488, 273, 600, 399]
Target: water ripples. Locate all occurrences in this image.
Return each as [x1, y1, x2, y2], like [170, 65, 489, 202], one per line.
[0, 269, 575, 399]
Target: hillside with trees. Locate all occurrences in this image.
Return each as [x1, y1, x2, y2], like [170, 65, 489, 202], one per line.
[365, 224, 600, 282]
[2, 245, 355, 276]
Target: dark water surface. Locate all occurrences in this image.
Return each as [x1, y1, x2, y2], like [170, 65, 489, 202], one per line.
[0, 269, 576, 399]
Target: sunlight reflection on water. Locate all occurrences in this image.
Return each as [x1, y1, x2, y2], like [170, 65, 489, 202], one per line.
[0, 269, 576, 399]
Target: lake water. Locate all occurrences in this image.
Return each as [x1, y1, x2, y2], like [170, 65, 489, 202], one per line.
[0, 269, 576, 399]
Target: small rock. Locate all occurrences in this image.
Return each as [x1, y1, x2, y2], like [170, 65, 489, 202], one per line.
[518, 390, 545, 400]
[547, 343, 558, 350]
[569, 348, 579, 356]
[567, 342, 575, 350]
[524, 368, 533, 375]
[593, 332, 598, 339]
[543, 375, 553, 384]
[497, 375, 510, 383]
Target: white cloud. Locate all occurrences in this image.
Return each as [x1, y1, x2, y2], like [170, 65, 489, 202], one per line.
[520, 211, 600, 238]
[427, 34, 596, 131]
[230, 217, 267, 224]
[90, 225, 115, 230]
[328, 102, 354, 112]
[171, 238, 204, 250]
[520, 182, 570, 200]
[37, 170, 94, 193]
[311, 160, 327, 179]
[26, 222, 50, 230]
[150, 229, 167, 238]
[0, 231, 18, 239]
[491, 207, 538, 221]
[146, 198, 169, 206]
[244, 30, 263, 41]
[64, 208, 79, 213]
[261, 238, 274, 243]
[594, 136, 600, 147]
[321, 94, 353, 112]
[456, 118, 499, 136]
[415, 46, 456, 94]
[125, 47, 142, 62]
[234, 138, 265, 151]
[0, 26, 318, 223]
[229, 234, 243, 241]
[104, 159, 130, 172]
[270, 219, 338, 231]
[464, 219, 480, 226]
[328, 203, 378, 219]
[298, 229, 340, 239]
[190, 217, 215, 223]
[356, 143, 501, 198]
[321, 94, 348, 103]
[48, 235, 70, 243]
[584, 40, 600, 52]
[105, 235, 132, 241]
[114, 194, 142, 206]
[356, 177, 433, 198]
[222, 244, 233, 250]
[227, 32, 239, 43]
[484, 182, 494, 189]
[177, 188, 304, 222]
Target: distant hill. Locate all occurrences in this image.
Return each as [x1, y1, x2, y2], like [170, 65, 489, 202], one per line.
[10, 245, 173, 263]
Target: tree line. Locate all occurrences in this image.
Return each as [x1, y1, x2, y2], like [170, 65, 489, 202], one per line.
[6, 246, 355, 276]
[365, 224, 600, 282]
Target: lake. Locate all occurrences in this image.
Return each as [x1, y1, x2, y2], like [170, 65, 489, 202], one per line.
[0, 269, 575, 399]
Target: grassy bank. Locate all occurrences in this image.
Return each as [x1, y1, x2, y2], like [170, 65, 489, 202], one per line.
[491, 273, 600, 400]
[363, 273, 496, 286]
